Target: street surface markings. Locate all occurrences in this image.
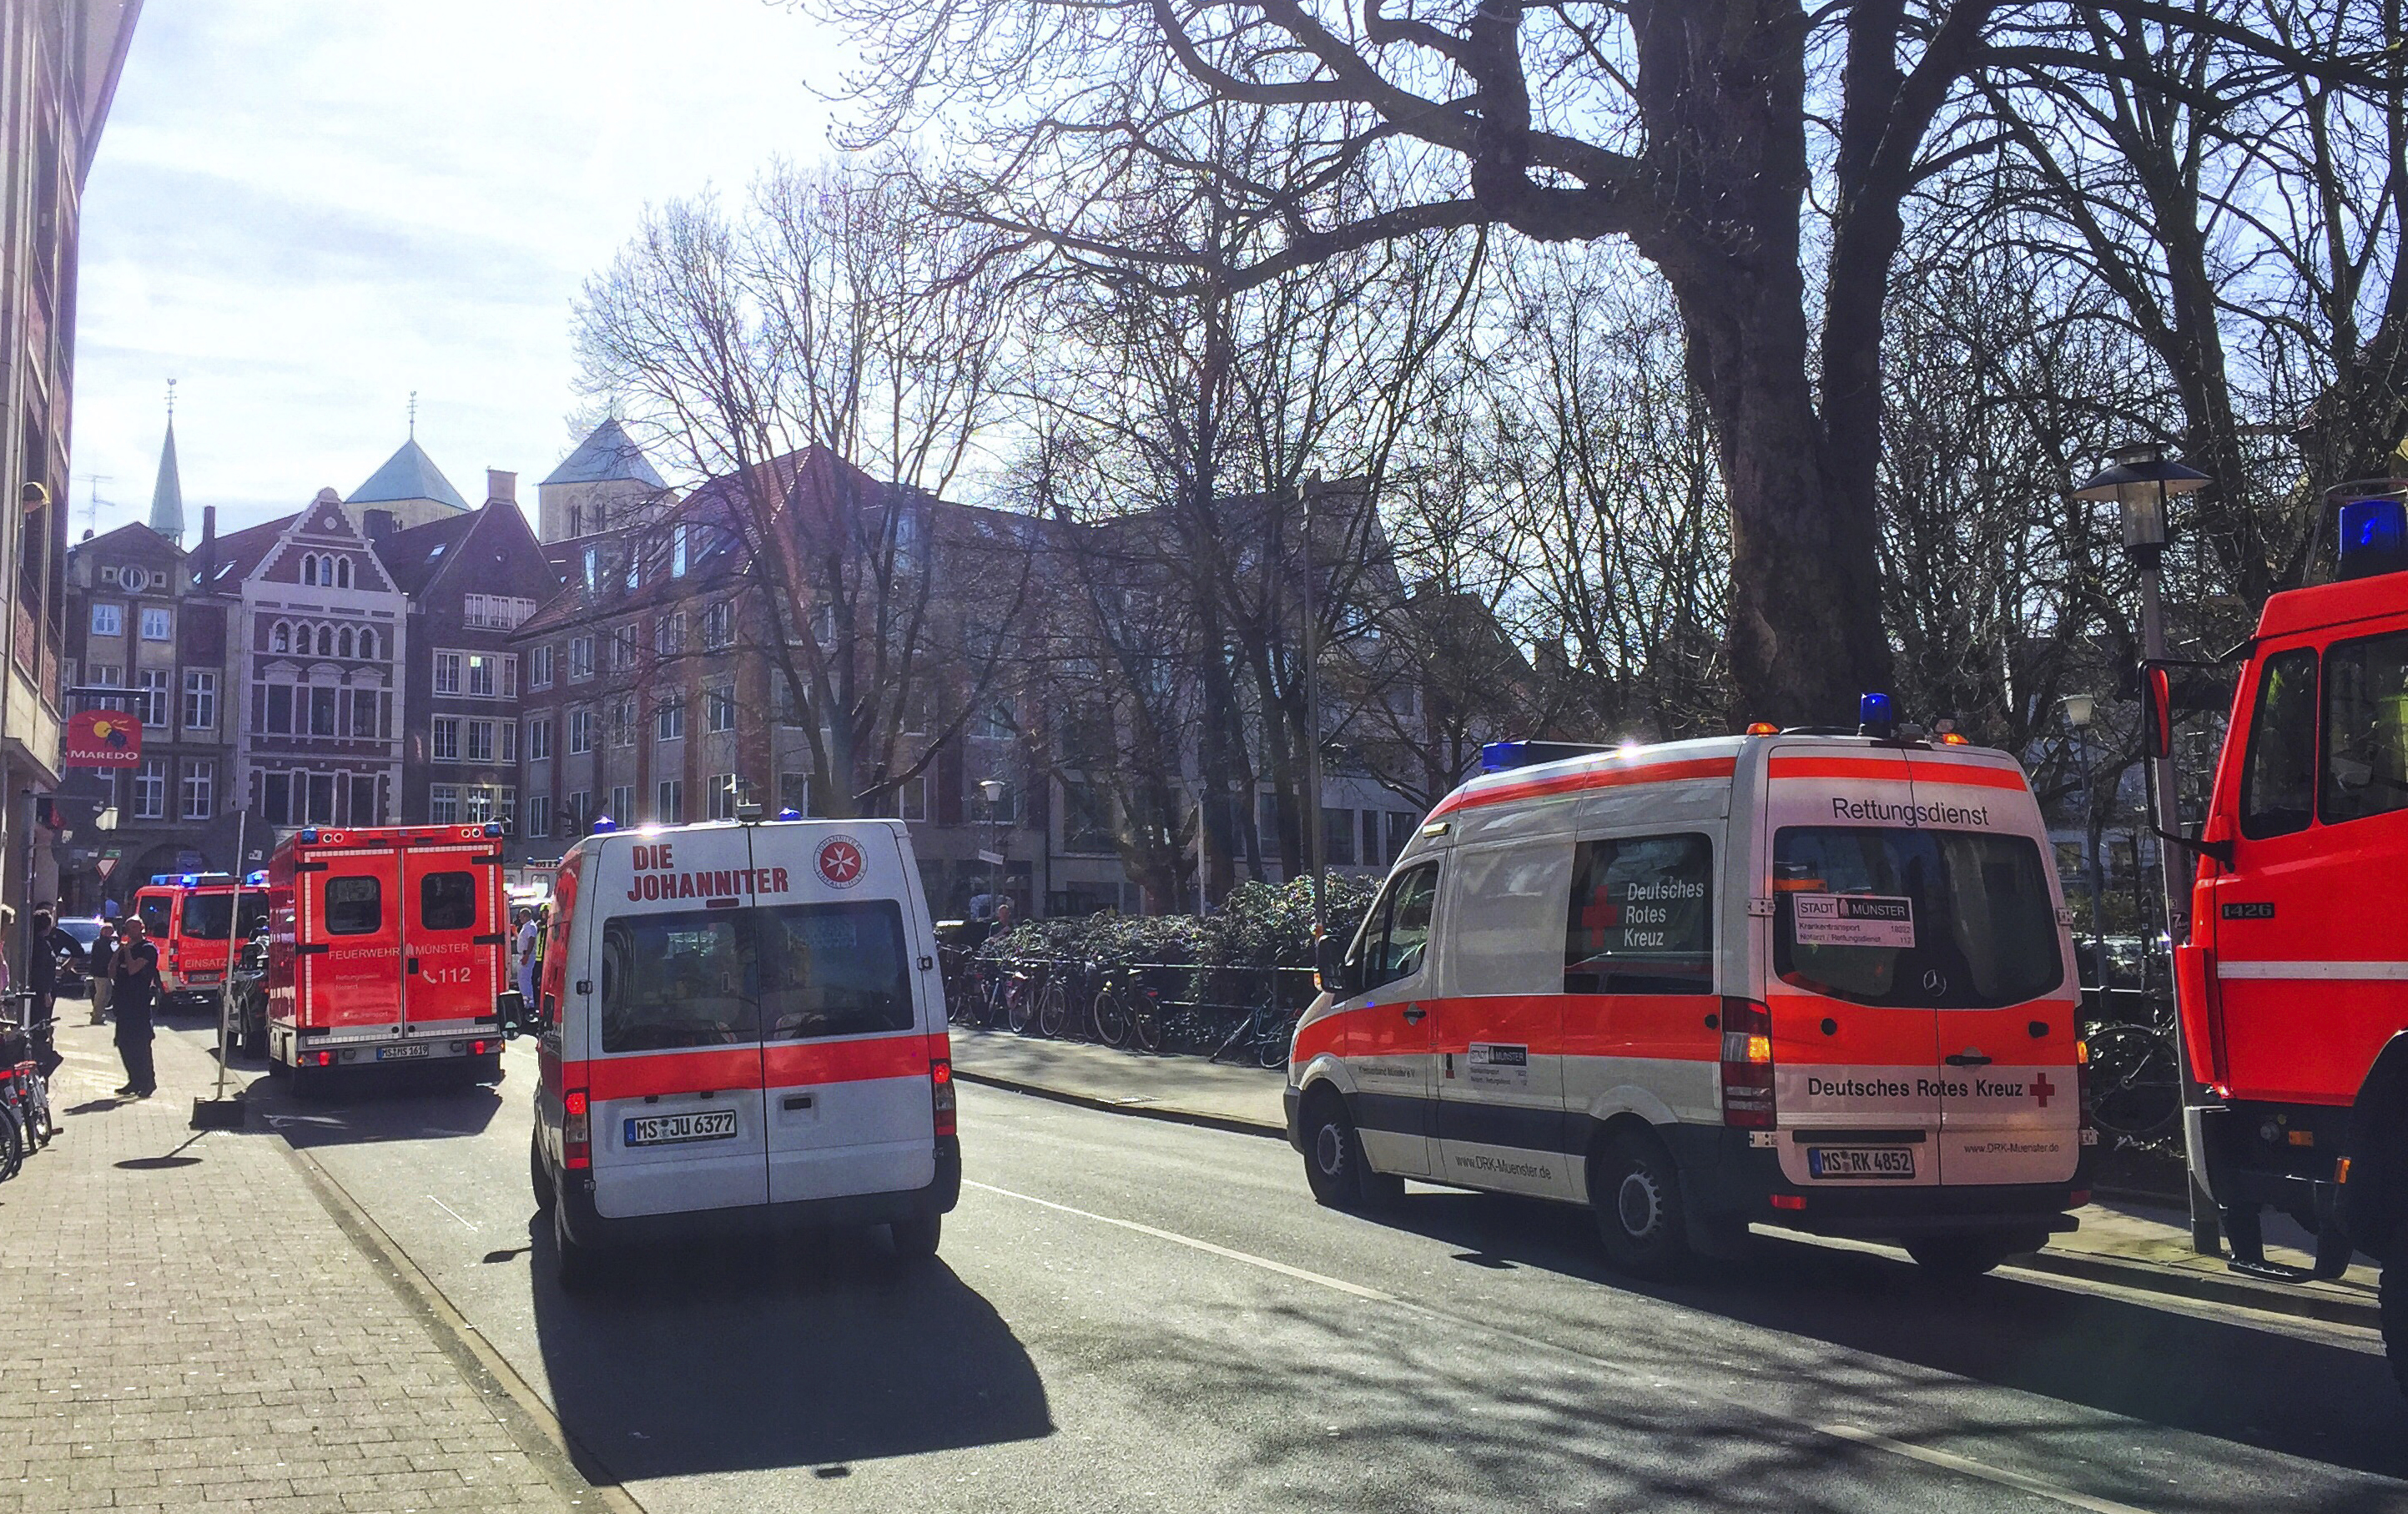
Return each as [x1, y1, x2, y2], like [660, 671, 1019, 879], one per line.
[965, 1179, 1394, 1301]
[970, 1159, 2168, 1514]
[427, 1194, 478, 1231]
[1816, 1422, 2154, 1514]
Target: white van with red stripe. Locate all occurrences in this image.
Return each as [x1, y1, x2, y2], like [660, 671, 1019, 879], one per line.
[1286, 722, 2097, 1279]
[529, 815, 959, 1288]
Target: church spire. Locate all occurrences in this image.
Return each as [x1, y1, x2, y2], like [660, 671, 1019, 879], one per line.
[149, 379, 184, 546]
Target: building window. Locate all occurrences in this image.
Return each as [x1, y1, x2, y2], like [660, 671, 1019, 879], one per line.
[708, 773, 738, 819]
[608, 626, 638, 673]
[1322, 807, 1357, 866]
[434, 651, 462, 695]
[88, 663, 123, 689]
[779, 771, 810, 817]
[582, 546, 600, 591]
[315, 625, 335, 656]
[180, 762, 214, 822]
[310, 686, 338, 736]
[430, 784, 461, 824]
[359, 626, 379, 661]
[256, 682, 293, 734]
[183, 671, 217, 732]
[526, 792, 552, 838]
[609, 784, 633, 825]
[702, 600, 733, 651]
[656, 779, 683, 825]
[135, 669, 171, 727]
[431, 717, 461, 762]
[133, 758, 167, 821]
[530, 645, 553, 688]
[526, 716, 552, 762]
[139, 607, 170, 641]
[466, 719, 496, 763]
[672, 525, 688, 578]
[466, 652, 494, 697]
[655, 612, 685, 657]
[464, 784, 515, 827]
[900, 774, 928, 822]
[567, 708, 594, 754]
[704, 682, 737, 733]
[656, 697, 684, 742]
[464, 595, 536, 630]
[568, 636, 594, 681]
[611, 696, 636, 746]
[339, 626, 355, 658]
[91, 602, 123, 636]
[350, 687, 382, 737]
[813, 601, 837, 647]
[566, 790, 590, 834]
[337, 557, 354, 589]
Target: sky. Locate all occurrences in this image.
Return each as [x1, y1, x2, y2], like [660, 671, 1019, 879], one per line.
[71, 1, 843, 541]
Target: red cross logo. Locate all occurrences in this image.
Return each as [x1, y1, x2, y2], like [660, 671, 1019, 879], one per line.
[2032, 1074, 2057, 1109]
[816, 837, 865, 888]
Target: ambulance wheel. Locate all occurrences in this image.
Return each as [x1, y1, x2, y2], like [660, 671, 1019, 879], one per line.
[530, 1130, 556, 1213]
[1593, 1129, 1690, 1279]
[1905, 1232, 2018, 1279]
[553, 1200, 601, 1293]
[889, 1212, 942, 1262]
[1301, 1089, 1399, 1211]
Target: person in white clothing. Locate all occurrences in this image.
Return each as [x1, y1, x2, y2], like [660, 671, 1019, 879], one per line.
[515, 909, 541, 1005]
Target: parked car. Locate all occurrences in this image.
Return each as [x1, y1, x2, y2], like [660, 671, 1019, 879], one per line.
[51, 916, 108, 996]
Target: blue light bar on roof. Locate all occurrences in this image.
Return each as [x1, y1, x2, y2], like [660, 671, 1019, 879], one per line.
[2338, 495, 2408, 581]
[592, 815, 617, 834]
[1480, 739, 1623, 772]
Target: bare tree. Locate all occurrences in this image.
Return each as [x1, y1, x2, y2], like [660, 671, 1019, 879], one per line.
[573, 157, 1036, 819]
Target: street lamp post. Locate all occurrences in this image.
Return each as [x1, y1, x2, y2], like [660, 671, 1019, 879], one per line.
[2073, 441, 2217, 1252]
[2061, 693, 2107, 990]
[976, 778, 1008, 923]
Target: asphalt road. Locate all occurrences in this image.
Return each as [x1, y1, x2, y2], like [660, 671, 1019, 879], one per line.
[170, 1026, 2408, 1514]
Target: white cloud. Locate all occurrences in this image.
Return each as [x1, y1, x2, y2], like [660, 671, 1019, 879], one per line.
[73, 0, 840, 539]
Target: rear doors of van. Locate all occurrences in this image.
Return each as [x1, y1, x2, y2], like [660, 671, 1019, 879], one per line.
[576, 824, 940, 1222]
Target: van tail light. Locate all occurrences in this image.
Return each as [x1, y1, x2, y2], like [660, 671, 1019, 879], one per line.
[2075, 1039, 2093, 1132]
[564, 1089, 592, 1169]
[930, 1059, 956, 1137]
[1720, 996, 1776, 1129]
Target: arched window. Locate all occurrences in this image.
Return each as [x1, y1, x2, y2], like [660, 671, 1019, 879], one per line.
[358, 627, 378, 661]
[270, 621, 291, 654]
[335, 557, 353, 589]
[316, 625, 335, 656]
[340, 627, 355, 659]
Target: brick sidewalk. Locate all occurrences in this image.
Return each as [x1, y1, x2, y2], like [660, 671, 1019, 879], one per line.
[0, 1023, 589, 1513]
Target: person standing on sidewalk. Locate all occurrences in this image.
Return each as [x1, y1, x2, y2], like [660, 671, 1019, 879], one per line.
[109, 918, 161, 1098]
[24, 908, 75, 1075]
[515, 908, 539, 1005]
[87, 920, 117, 1025]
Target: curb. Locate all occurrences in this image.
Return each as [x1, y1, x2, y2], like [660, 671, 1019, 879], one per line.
[2012, 1245, 2380, 1330]
[958, 1063, 2383, 1332]
[952, 1066, 1289, 1143]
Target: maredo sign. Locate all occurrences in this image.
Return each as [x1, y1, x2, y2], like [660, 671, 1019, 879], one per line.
[63, 708, 142, 767]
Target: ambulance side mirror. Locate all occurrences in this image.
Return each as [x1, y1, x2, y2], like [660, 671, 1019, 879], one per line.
[496, 989, 528, 1039]
[1315, 937, 1348, 995]
[2142, 663, 2174, 760]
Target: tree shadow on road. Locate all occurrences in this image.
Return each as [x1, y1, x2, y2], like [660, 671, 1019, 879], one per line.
[1358, 1186, 2408, 1483]
[527, 1218, 1051, 1482]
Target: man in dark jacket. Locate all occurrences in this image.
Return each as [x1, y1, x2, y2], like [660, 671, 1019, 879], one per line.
[24, 908, 76, 1074]
[110, 918, 161, 1097]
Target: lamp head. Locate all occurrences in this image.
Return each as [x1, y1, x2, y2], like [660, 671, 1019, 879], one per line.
[2063, 693, 2096, 729]
[2073, 443, 2211, 556]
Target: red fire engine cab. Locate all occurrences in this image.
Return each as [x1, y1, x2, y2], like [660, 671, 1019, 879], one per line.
[2154, 484, 2408, 1390]
[264, 823, 521, 1086]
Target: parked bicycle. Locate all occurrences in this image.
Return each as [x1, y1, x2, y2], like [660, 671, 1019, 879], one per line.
[1091, 963, 1164, 1053]
[0, 991, 55, 1180]
[1037, 960, 1094, 1040]
[2083, 998, 2181, 1139]
[1208, 993, 1297, 1069]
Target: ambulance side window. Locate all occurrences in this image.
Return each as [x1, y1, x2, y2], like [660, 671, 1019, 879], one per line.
[1565, 834, 1714, 994]
[1349, 863, 1439, 995]
[419, 871, 476, 931]
[325, 877, 382, 936]
[2242, 646, 2318, 838]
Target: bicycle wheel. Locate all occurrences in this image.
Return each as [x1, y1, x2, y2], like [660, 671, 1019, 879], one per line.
[1005, 980, 1036, 1034]
[1038, 980, 1071, 1039]
[1092, 988, 1129, 1047]
[0, 1103, 22, 1182]
[2086, 1024, 2179, 1138]
[1131, 1001, 1163, 1054]
[1258, 1013, 1297, 1069]
[25, 1074, 52, 1148]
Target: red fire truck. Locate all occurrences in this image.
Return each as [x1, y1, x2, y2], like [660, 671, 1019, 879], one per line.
[2150, 485, 2408, 1390]
[263, 823, 521, 1086]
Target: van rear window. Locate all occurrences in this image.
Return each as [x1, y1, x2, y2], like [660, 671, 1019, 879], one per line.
[324, 877, 382, 936]
[1772, 827, 2061, 1008]
[600, 910, 757, 1051]
[756, 902, 914, 1040]
[419, 871, 476, 932]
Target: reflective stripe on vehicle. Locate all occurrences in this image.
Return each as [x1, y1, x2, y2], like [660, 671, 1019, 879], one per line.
[2216, 959, 2408, 980]
[1428, 757, 1738, 819]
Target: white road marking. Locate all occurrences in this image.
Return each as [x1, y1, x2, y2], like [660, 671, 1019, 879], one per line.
[1816, 1421, 2155, 1514]
[426, 1195, 477, 1232]
[965, 1180, 1393, 1302]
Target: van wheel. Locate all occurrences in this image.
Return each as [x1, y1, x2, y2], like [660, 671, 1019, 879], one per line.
[1593, 1129, 1690, 1280]
[1905, 1233, 2020, 1279]
[530, 1131, 556, 1213]
[890, 1212, 941, 1262]
[1301, 1091, 1400, 1210]
[553, 1200, 600, 1293]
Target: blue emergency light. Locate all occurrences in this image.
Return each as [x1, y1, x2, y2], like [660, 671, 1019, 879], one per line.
[591, 815, 617, 834]
[775, 807, 804, 821]
[2337, 495, 2408, 581]
[244, 871, 268, 888]
[1857, 692, 1896, 738]
[1479, 739, 1623, 772]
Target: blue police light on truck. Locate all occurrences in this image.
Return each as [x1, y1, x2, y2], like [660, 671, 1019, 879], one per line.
[2338, 494, 2408, 581]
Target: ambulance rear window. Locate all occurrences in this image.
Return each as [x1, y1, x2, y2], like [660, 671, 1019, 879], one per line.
[599, 910, 756, 1051]
[756, 901, 914, 1040]
[1772, 827, 2060, 1008]
[325, 877, 382, 936]
[420, 872, 476, 931]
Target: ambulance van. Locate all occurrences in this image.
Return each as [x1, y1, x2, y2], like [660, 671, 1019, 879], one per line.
[1287, 718, 2096, 1279]
[528, 815, 960, 1288]
[133, 874, 269, 1013]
